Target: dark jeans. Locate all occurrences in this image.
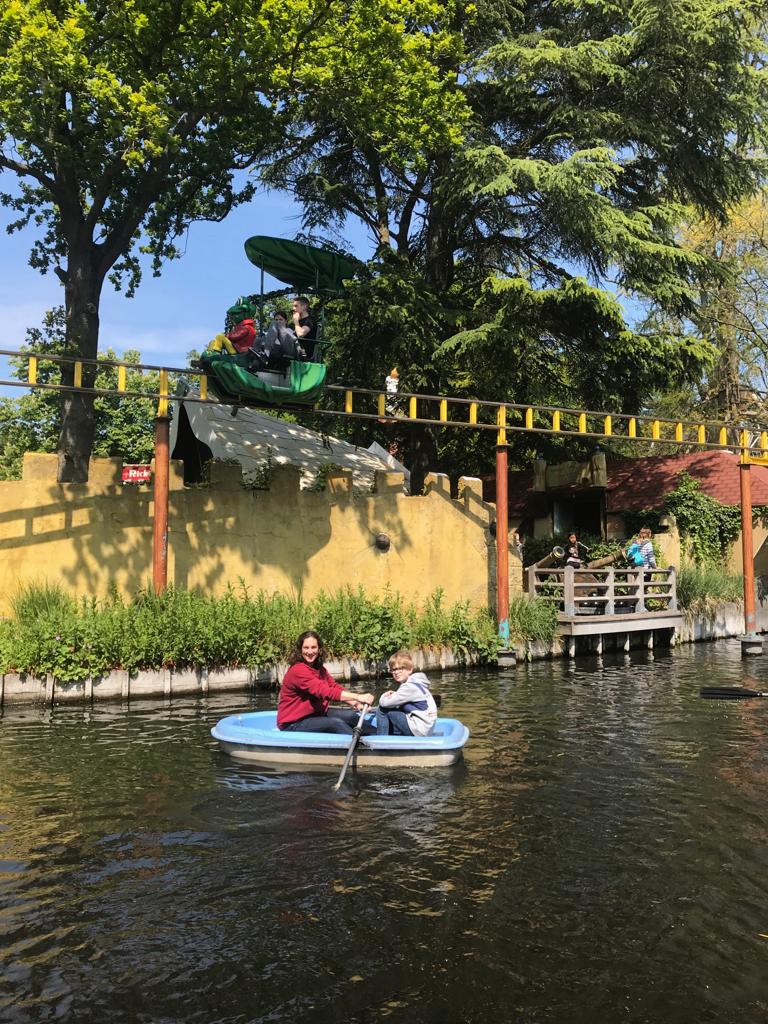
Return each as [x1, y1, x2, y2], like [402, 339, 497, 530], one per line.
[281, 708, 376, 736]
[376, 708, 414, 736]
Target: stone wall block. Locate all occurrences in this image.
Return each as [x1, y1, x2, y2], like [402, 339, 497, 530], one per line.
[131, 669, 169, 697]
[373, 470, 405, 495]
[325, 470, 354, 503]
[424, 472, 451, 496]
[207, 461, 244, 491]
[207, 667, 251, 692]
[2, 673, 47, 704]
[92, 671, 127, 700]
[54, 679, 87, 703]
[268, 464, 302, 500]
[171, 667, 204, 695]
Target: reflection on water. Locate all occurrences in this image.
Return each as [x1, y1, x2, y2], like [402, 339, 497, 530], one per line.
[3, 642, 768, 1022]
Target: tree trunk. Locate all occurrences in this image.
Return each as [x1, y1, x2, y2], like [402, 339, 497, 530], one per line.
[57, 249, 103, 482]
[406, 425, 439, 494]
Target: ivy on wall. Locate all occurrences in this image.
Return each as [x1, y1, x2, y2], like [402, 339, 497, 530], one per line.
[657, 473, 768, 564]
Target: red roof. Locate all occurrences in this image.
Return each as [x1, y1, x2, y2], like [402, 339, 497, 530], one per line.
[606, 451, 768, 511]
[483, 450, 768, 514]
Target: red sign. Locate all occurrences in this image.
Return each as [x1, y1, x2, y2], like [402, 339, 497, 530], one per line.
[122, 464, 152, 484]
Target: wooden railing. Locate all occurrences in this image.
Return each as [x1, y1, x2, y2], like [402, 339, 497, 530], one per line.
[527, 565, 678, 616]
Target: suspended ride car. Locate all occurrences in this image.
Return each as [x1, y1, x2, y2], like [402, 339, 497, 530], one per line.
[196, 235, 358, 408]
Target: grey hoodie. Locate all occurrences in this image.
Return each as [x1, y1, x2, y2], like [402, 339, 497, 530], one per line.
[378, 671, 438, 736]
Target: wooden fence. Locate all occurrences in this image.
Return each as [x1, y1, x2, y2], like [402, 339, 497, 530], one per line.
[527, 565, 678, 617]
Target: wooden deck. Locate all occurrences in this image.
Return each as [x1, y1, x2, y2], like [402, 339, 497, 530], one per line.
[528, 564, 683, 652]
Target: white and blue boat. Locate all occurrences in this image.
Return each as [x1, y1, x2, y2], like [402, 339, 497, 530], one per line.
[211, 711, 470, 768]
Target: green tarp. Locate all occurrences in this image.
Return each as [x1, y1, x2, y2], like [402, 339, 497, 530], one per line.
[244, 236, 358, 294]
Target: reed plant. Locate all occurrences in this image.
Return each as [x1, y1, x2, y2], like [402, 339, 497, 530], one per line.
[507, 594, 559, 647]
[676, 561, 744, 614]
[0, 581, 506, 682]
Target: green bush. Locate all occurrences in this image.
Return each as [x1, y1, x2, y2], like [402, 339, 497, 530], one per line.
[0, 581, 510, 681]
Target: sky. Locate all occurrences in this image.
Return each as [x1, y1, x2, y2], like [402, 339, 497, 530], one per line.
[0, 186, 373, 381]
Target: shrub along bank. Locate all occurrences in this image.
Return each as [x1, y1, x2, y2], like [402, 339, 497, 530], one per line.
[0, 583, 556, 684]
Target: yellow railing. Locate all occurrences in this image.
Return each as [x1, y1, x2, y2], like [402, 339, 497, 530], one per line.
[1, 347, 767, 454]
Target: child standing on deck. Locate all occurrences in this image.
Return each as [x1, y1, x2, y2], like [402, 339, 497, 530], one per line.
[376, 651, 438, 736]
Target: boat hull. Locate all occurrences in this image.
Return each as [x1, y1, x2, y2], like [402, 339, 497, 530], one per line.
[211, 711, 469, 768]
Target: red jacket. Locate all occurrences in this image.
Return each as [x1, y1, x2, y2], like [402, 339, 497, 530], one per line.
[226, 318, 256, 352]
[277, 662, 343, 728]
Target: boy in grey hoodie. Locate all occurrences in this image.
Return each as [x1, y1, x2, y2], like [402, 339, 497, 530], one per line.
[376, 651, 438, 736]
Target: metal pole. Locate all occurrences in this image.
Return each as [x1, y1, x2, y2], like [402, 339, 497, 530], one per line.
[740, 450, 756, 638]
[496, 442, 510, 648]
[152, 414, 170, 592]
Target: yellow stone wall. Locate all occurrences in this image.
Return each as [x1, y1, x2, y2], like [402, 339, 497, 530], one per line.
[0, 454, 522, 614]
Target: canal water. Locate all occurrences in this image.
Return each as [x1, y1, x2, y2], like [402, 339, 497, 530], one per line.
[2, 642, 768, 1024]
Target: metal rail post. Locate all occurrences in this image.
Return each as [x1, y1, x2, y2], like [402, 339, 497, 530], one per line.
[152, 375, 170, 593]
[739, 446, 759, 651]
[495, 442, 510, 649]
[152, 415, 170, 592]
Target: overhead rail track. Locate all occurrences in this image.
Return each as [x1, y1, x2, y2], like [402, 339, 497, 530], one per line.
[2, 348, 768, 454]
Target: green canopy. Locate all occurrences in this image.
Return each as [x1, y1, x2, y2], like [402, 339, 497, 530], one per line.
[244, 236, 359, 295]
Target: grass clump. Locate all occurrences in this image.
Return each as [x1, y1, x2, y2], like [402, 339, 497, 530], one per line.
[508, 594, 558, 647]
[676, 561, 743, 614]
[0, 581, 506, 682]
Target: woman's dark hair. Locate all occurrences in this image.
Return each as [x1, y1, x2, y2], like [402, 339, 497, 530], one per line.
[288, 630, 326, 667]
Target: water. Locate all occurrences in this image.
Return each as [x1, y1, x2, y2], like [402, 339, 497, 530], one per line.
[2, 642, 768, 1023]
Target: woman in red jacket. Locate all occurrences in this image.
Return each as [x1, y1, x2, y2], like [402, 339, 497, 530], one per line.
[277, 631, 376, 734]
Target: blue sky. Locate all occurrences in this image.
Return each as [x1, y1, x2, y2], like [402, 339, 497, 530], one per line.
[0, 187, 373, 375]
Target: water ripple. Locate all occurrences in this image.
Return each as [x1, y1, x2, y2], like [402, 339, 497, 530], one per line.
[2, 645, 768, 1022]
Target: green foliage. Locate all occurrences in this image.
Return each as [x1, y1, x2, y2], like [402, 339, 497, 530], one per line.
[0, 581, 505, 682]
[282, 0, 767, 479]
[677, 561, 744, 613]
[0, 0, 466, 476]
[0, 309, 160, 479]
[661, 473, 742, 563]
[507, 594, 558, 648]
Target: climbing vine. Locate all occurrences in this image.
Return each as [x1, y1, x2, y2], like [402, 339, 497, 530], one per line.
[660, 473, 766, 563]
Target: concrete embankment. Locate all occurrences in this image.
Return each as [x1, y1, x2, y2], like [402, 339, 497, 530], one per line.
[0, 646, 480, 706]
[2, 603, 766, 705]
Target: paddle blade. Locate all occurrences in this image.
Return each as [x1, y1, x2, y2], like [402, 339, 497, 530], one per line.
[700, 687, 767, 699]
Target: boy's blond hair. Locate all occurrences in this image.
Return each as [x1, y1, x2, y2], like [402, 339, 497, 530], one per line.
[387, 650, 413, 672]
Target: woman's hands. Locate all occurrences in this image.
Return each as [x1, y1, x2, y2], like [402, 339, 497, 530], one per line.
[340, 689, 374, 709]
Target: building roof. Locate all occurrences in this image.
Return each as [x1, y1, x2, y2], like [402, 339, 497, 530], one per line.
[171, 394, 409, 491]
[487, 450, 768, 515]
[606, 450, 768, 511]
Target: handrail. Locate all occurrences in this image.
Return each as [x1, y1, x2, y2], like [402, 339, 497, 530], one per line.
[527, 564, 678, 616]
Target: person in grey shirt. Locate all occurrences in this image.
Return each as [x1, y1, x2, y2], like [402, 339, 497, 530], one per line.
[376, 651, 438, 736]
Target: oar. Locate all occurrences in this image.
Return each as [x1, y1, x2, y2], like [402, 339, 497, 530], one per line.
[333, 703, 371, 791]
[700, 686, 768, 699]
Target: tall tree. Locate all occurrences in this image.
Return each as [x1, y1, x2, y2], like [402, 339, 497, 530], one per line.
[0, 0, 465, 481]
[0, 309, 161, 480]
[268, 0, 767, 481]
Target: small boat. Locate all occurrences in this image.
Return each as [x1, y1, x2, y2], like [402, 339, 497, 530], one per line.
[211, 711, 470, 768]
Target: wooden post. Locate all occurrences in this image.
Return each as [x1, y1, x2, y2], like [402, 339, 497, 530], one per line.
[152, 414, 170, 592]
[563, 565, 575, 616]
[668, 566, 677, 611]
[740, 456, 756, 637]
[496, 444, 510, 648]
[606, 568, 615, 615]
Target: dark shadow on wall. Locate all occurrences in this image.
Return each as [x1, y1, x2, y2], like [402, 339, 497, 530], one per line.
[0, 459, 508, 609]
